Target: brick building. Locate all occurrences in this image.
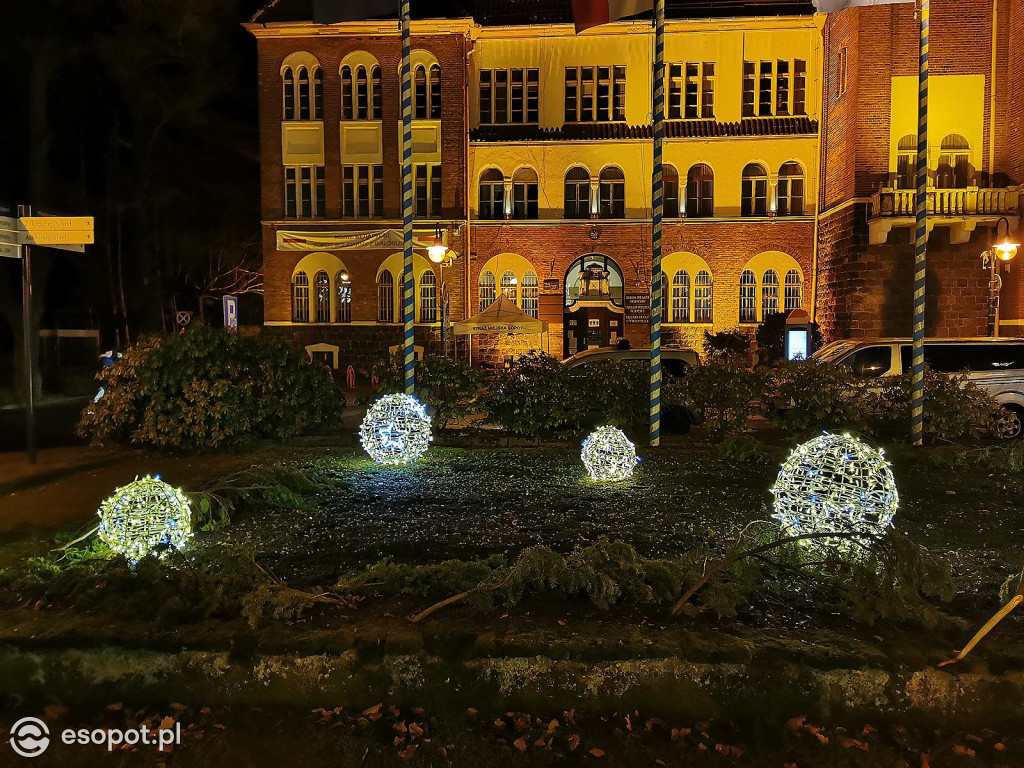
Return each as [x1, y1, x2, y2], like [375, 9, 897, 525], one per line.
[245, 0, 1023, 372]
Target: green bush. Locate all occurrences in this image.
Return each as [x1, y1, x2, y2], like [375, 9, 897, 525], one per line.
[703, 328, 752, 359]
[762, 358, 872, 434]
[367, 352, 484, 430]
[570, 360, 648, 432]
[77, 327, 342, 451]
[867, 367, 1001, 442]
[481, 350, 580, 437]
[664, 353, 762, 441]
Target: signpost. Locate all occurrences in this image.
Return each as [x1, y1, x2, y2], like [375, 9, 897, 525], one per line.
[5, 207, 95, 464]
[223, 295, 239, 330]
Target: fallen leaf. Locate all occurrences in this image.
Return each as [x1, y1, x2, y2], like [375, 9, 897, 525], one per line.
[106, 703, 124, 712]
[392, 722, 408, 734]
[43, 704, 68, 721]
[466, 708, 478, 716]
[841, 738, 869, 751]
[568, 734, 581, 751]
[200, 707, 213, 716]
[513, 738, 527, 752]
[159, 717, 176, 731]
[588, 748, 605, 757]
[362, 703, 382, 717]
[397, 744, 418, 761]
[409, 723, 424, 738]
[952, 745, 976, 757]
[787, 716, 806, 732]
[994, 743, 1006, 751]
[170, 703, 187, 712]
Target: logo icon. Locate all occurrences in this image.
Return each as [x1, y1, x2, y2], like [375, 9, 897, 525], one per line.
[9, 718, 50, 758]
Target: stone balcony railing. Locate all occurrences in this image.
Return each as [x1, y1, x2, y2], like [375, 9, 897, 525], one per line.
[868, 185, 1021, 244]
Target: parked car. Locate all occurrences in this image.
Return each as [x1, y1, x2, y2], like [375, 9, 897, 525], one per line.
[812, 337, 1024, 439]
[563, 346, 702, 433]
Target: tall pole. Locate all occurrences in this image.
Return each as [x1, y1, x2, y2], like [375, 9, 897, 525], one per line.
[400, 0, 416, 395]
[911, 0, 929, 446]
[20, 203, 37, 464]
[649, 0, 665, 447]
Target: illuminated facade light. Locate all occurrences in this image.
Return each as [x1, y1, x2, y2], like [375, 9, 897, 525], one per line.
[97, 475, 194, 563]
[581, 426, 639, 481]
[359, 393, 433, 465]
[771, 433, 898, 558]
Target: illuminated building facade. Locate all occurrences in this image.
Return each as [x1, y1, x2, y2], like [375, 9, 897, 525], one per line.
[245, 0, 1023, 371]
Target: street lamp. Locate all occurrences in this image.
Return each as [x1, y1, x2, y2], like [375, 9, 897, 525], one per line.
[426, 223, 456, 357]
[427, 224, 449, 263]
[982, 217, 1020, 337]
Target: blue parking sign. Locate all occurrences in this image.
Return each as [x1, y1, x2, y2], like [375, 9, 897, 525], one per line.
[223, 295, 238, 329]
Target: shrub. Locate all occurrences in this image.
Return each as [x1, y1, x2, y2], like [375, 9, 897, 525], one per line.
[703, 328, 752, 360]
[481, 350, 580, 437]
[755, 310, 822, 363]
[366, 352, 484, 430]
[867, 367, 1001, 442]
[78, 327, 342, 451]
[762, 358, 872, 435]
[570, 359, 648, 432]
[664, 353, 762, 441]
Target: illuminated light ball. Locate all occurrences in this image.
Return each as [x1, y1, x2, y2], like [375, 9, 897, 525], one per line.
[97, 475, 194, 563]
[771, 432, 898, 558]
[581, 426, 639, 481]
[359, 393, 433, 466]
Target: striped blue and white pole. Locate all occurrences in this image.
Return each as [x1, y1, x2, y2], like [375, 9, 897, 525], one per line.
[911, 0, 929, 445]
[650, 0, 666, 447]
[400, 0, 415, 395]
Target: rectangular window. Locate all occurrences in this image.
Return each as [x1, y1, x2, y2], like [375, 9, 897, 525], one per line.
[526, 69, 539, 122]
[684, 62, 699, 119]
[342, 165, 384, 218]
[510, 69, 524, 123]
[694, 274, 712, 322]
[793, 60, 806, 114]
[479, 70, 492, 123]
[668, 64, 683, 119]
[565, 66, 625, 122]
[701, 62, 715, 118]
[512, 180, 538, 219]
[776, 60, 790, 116]
[742, 61, 755, 117]
[758, 61, 773, 116]
[285, 165, 325, 218]
[837, 47, 849, 98]
[495, 69, 508, 123]
[415, 164, 442, 217]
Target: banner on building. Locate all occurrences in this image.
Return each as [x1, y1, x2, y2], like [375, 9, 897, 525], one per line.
[812, 0, 912, 11]
[276, 229, 435, 251]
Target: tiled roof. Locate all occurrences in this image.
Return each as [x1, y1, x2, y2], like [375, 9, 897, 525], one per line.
[251, 0, 815, 25]
[470, 117, 818, 142]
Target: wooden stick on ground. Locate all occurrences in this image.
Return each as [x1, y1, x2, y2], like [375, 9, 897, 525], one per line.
[938, 570, 1024, 668]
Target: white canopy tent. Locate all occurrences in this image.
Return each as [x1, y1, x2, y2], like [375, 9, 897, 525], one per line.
[453, 295, 550, 363]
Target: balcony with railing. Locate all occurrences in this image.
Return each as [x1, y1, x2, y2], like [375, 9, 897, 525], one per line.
[868, 185, 1021, 244]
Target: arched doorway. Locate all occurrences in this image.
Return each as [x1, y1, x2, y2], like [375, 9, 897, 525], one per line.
[563, 254, 625, 356]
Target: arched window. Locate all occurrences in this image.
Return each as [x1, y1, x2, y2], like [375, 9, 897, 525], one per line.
[671, 270, 690, 323]
[784, 269, 803, 311]
[741, 163, 769, 216]
[297, 67, 311, 120]
[292, 271, 310, 323]
[371, 65, 382, 119]
[377, 270, 395, 323]
[414, 65, 427, 118]
[564, 167, 591, 219]
[663, 165, 679, 218]
[761, 269, 780, 318]
[501, 271, 518, 303]
[313, 270, 330, 323]
[335, 271, 352, 323]
[777, 162, 804, 216]
[479, 169, 505, 220]
[283, 68, 295, 120]
[522, 270, 539, 318]
[938, 134, 970, 188]
[355, 66, 368, 119]
[599, 167, 625, 218]
[312, 67, 323, 119]
[419, 270, 437, 322]
[739, 269, 757, 323]
[341, 66, 354, 120]
[512, 168, 539, 219]
[896, 134, 916, 190]
[429, 64, 441, 118]
[479, 270, 496, 311]
[694, 270, 713, 322]
[686, 164, 714, 218]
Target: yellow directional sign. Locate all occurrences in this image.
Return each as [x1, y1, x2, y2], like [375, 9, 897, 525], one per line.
[19, 216, 94, 246]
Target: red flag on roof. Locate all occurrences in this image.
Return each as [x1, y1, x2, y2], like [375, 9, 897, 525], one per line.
[571, 0, 655, 33]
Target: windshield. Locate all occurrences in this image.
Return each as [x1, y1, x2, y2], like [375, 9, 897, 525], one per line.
[813, 340, 858, 363]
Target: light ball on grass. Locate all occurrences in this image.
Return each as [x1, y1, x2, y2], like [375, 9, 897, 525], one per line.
[582, 426, 639, 481]
[97, 475, 193, 563]
[771, 432, 898, 558]
[360, 393, 433, 466]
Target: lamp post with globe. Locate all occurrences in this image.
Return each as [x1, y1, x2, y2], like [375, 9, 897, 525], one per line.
[982, 217, 1020, 337]
[428, 224, 455, 357]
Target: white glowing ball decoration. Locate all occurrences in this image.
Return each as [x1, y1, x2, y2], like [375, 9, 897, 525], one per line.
[97, 475, 194, 563]
[581, 426, 639, 481]
[360, 393, 433, 465]
[771, 432, 898, 558]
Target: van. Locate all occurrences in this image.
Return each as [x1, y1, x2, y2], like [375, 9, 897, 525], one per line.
[812, 338, 1024, 439]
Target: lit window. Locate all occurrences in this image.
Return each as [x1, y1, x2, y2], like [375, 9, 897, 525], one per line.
[694, 270, 713, 322]
[762, 269, 780, 318]
[599, 167, 625, 219]
[335, 271, 352, 323]
[522, 271, 539, 318]
[742, 163, 769, 217]
[564, 167, 591, 219]
[501, 271, 518, 303]
[314, 270, 330, 323]
[377, 270, 395, 323]
[739, 270, 757, 323]
[777, 162, 804, 216]
[479, 270, 496, 311]
[784, 269, 803, 312]
[292, 271, 310, 323]
[419, 270, 437, 322]
[671, 270, 689, 323]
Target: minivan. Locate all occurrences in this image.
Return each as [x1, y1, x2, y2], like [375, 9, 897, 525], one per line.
[812, 338, 1024, 439]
